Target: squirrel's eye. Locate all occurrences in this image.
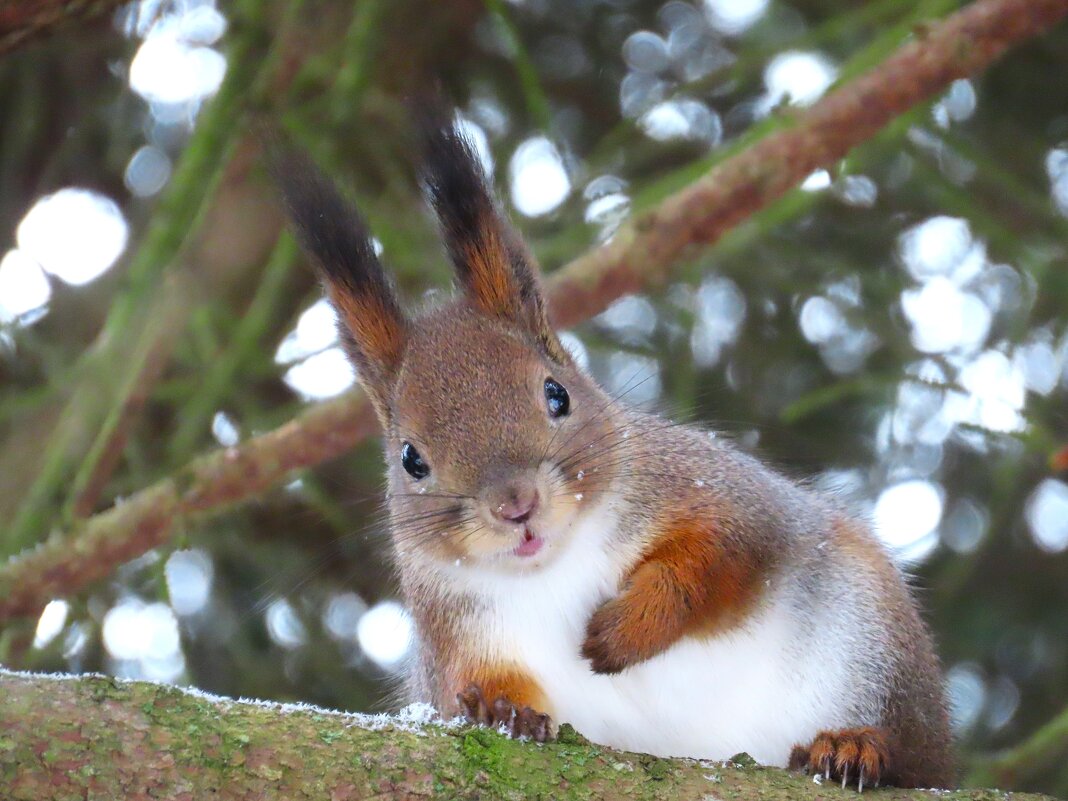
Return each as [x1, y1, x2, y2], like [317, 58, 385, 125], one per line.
[401, 442, 430, 479]
[544, 378, 570, 418]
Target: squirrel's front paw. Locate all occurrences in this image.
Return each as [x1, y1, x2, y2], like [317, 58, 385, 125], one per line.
[457, 683, 553, 742]
[581, 598, 639, 674]
[789, 727, 890, 792]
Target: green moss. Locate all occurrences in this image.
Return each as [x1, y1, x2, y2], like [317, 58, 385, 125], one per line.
[253, 763, 284, 781]
[457, 727, 574, 799]
[5, 673, 1059, 801]
[460, 727, 507, 776]
[641, 754, 674, 781]
[556, 724, 590, 747]
[728, 751, 758, 768]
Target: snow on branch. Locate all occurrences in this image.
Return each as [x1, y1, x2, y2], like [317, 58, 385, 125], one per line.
[0, 669, 1057, 800]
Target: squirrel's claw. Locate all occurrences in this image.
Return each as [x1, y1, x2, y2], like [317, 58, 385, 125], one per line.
[457, 683, 553, 742]
[789, 727, 889, 793]
[457, 683, 492, 726]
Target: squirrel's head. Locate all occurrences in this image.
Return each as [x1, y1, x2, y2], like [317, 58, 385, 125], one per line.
[274, 112, 623, 572]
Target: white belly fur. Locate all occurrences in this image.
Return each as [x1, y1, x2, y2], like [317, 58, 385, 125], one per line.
[454, 497, 856, 765]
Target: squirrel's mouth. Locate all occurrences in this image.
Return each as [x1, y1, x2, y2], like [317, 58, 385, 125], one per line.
[513, 527, 545, 557]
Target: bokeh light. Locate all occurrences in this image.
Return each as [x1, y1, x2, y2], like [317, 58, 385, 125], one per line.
[125, 146, 173, 197]
[16, 189, 129, 286]
[128, 4, 227, 107]
[165, 549, 214, 616]
[265, 598, 307, 649]
[356, 601, 414, 669]
[102, 599, 185, 681]
[1025, 479, 1068, 553]
[284, 347, 357, 400]
[691, 275, 747, 367]
[947, 662, 987, 733]
[702, 0, 769, 35]
[322, 592, 369, 642]
[873, 480, 943, 561]
[0, 250, 51, 325]
[509, 136, 571, 217]
[760, 51, 837, 113]
[33, 600, 69, 650]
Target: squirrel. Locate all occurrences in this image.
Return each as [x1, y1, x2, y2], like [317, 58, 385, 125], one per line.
[271, 110, 954, 791]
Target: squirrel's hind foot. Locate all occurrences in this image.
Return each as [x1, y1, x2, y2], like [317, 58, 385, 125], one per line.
[457, 683, 553, 742]
[789, 727, 890, 792]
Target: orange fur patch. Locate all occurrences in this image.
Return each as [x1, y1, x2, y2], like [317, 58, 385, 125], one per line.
[582, 515, 767, 673]
[454, 662, 548, 714]
[328, 284, 406, 370]
[460, 221, 517, 319]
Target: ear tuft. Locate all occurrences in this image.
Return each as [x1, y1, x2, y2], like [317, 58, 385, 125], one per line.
[418, 112, 522, 314]
[269, 146, 407, 414]
[417, 108, 567, 363]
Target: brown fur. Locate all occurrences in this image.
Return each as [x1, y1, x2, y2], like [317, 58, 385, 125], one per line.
[830, 518, 955, 787]
[327, 285, 406, 377]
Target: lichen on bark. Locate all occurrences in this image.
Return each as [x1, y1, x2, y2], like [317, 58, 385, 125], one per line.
[0, 670, 1058, 800]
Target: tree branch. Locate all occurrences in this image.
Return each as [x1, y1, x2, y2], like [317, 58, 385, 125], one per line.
[0, 670, 1056, 800]
[0, 390, 380, 621]
[967, 704, 1068, 790]
[0, 0, 133, 56]
[2, 0, 1067, 623]
[546, 0, 1068, 328]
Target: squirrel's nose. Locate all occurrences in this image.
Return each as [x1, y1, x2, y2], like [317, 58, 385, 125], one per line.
[492, 483, 540, 524]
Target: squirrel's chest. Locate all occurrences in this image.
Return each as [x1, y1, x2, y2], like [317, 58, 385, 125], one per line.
[478, 511, 849, 765]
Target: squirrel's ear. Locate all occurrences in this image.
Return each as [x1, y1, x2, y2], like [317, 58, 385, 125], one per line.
[271, 148, 408, 421]
[418, 112, 569, 364]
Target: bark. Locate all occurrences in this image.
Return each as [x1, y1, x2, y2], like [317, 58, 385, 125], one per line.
[2, 0, 1068, 624]
[0, 670, 1056, 801]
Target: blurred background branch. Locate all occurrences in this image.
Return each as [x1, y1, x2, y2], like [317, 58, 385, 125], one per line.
[0, 0, 135, 55]
[2, 0, 1064, 624]
[968, 704, 1068, 790]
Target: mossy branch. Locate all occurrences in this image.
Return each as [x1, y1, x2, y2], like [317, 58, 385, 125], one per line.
[0, 670, 1057, 801]
[1, 0, 1067, 625]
